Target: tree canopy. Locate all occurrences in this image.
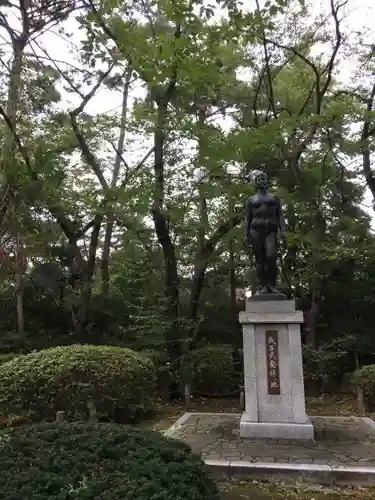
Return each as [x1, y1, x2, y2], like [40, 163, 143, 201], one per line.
[1, 0, 375, 390]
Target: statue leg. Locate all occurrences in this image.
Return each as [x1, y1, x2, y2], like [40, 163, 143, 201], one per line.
[250, 229, 266, 289]
[265, 232, 277, 289]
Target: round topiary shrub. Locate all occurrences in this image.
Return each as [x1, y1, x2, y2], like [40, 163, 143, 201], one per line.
[180, 344, 238, 395]
[0, 422, 220, 500]
[0, 344, 156, 425]
[351, 364, 375, 411]
[0, 353, 21, 365]
[140, 349, 172, 391]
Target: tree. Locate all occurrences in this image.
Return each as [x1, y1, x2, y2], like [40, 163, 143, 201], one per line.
[1, 0, 374, 400]
[0, 0, 75, 334]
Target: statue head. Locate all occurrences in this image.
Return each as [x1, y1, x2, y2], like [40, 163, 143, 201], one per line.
[252, 170, 268, 189]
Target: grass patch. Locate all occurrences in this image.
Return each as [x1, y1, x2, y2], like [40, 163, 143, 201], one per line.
[219, 481, 375, 500]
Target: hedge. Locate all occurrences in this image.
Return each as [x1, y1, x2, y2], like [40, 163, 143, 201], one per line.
[0, 422, 220, 500]
[180, 344, 238, 395]
[0, 353, 21, 365]
[0, 344, 156, 425]
[140, 349, 172, 390]
[351, 364, 375, 411]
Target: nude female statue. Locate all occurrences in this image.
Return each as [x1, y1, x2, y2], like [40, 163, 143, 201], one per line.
[244, 171, 287, 295]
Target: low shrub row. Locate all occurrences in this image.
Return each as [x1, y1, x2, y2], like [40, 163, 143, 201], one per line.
[0, 344, 156, 425]
[351, 364, 375, 411]
[143, 344, 239, 395]
[0, 422, 219, 500]
[180, 344, 239, 395]
[0, 353, 21, 365]
[0, 343, 239, 427]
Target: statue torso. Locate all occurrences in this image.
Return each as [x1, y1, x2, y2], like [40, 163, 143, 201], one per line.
[248, 192, 280, 233]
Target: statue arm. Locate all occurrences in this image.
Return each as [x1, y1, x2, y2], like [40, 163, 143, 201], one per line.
[244, 198, 252, 243]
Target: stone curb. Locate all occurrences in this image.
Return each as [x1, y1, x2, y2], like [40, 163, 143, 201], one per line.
[204, 459, 375, 485]
[164, 411, 240, 438]
[363, 417, 375, 432]
[164, 412, 193, 437]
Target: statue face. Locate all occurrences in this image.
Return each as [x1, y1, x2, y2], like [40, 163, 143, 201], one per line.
[254, 172, 268, 188]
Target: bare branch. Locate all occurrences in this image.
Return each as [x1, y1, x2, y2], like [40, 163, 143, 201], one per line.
[71, 67, 113, 117]
[255, 0, 277, 119]
[264, 37, 321, 114]
[121, 145, 155, 187]
[69, 66, 114, 192]
[70, 113, 109, 192]
[23, 50, 92, 73]
[29, 38, 85, 96]
[108, 140, 130, 170]
[76, 219, 95, 239]
[319, 0, 347, 99]
[0, 104, 33, 175]
[0, 12, 16, 43]
[110, 67, 132, 187]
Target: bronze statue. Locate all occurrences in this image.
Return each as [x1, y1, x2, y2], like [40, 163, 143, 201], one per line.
[244, 171, 287, 296]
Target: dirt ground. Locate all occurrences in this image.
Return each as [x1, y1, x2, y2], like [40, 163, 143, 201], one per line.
[140, 393, 368, 432]
[218, 481, 375, 500]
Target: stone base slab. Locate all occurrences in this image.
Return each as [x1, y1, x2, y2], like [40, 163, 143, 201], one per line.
[165, 412, 375, 485]
[240, 416, 314, 441]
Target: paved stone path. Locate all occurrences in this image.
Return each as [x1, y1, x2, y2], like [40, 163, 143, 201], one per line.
[166, 413, 375, 467]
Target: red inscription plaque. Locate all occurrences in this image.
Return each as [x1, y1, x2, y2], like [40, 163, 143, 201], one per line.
[265, 330, 280, 395]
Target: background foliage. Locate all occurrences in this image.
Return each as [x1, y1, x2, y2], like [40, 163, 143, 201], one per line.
[1, 0, 375, 394]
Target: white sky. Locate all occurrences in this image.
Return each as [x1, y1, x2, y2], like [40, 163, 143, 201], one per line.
[1, 0, 375, 221]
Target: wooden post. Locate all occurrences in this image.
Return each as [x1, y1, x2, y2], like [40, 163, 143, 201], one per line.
[88, 401, 98, 422]
[357, 388, 365, 416]
[184, 383, 191, 408]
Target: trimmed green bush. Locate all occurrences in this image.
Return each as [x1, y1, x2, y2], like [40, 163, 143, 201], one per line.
[180, 344, 238, 395]
[0, 353, 21, 365]
[0, 422, 220, 500]
[351, 364, 375, 410]
[140, 349, 172, 390]
[0, 344, 156, 425]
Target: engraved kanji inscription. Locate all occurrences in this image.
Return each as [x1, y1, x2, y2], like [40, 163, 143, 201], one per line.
[266, 330, 280, 395]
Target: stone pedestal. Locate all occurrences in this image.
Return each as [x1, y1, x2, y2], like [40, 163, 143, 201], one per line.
[239, 298, 314, 441]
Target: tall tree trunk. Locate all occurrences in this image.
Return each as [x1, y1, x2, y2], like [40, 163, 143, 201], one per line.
[227, 190, 242, 367]
[0, 18, 28, 223]
[75, 216, 103, 342]
[304, 205, 325, 394]
[15, 233, 25, 335]
[227, 191, 237, 323]
[188, 211, 243, 321]
[196, 106, 208, 251]
[304, 267, 321, 349]
[1, 37, 27, 332]
[229, 242, 236, 316]
[151, 101, 180, 365]
[101, 68, 132, 296]
[189, 106, 208, 324]
[305, 205, 325, 348]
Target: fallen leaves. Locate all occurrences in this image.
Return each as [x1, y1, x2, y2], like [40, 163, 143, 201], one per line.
[218, 480, 375, 500]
